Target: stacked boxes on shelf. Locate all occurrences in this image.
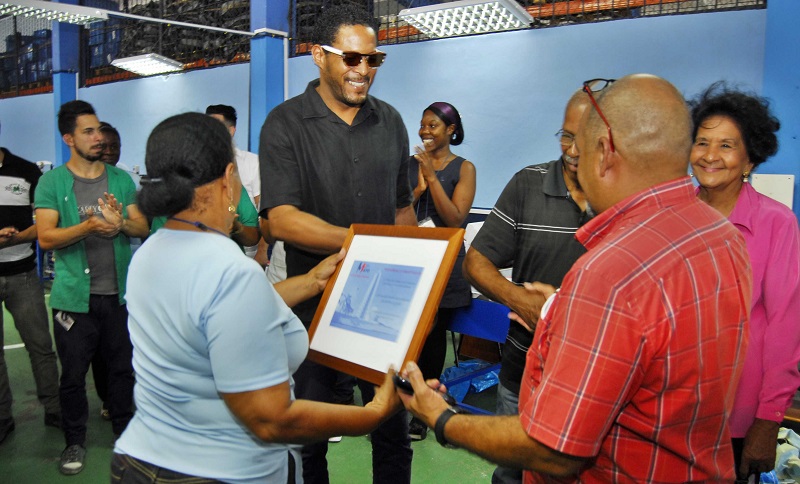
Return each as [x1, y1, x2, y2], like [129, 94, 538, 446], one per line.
[1, 30, 52, 91]
[86, 0, 122, 69]
[88, 18, 122, 69]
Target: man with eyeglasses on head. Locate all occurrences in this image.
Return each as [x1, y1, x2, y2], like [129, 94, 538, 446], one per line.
[258, 4, 415, 483]
[401, 75, 751, 482]
[463, 87, 594, 484]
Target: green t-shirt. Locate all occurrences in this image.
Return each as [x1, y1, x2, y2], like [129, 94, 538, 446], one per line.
[34, 164, 137, 312]
[150, 190, 258, 251]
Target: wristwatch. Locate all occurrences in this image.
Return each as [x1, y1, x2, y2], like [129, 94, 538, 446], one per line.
[434, 406, 468, 448]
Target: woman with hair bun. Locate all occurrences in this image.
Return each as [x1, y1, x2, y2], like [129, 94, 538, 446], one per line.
[112, 112, 400, 483]
[689, 82, 800, 481]
[407, 102, 476, 440]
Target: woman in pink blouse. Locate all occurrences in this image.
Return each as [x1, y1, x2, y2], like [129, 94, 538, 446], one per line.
[689, 82, 800, 480]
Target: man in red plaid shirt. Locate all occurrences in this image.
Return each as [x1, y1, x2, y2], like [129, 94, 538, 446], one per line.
[399, 74, 751, 482]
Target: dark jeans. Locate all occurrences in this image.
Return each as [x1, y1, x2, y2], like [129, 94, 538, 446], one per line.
[0, 269, 60, 419]
[111, 452, 296, 483]
[111, 453, 224, 483]
[293, 359, 412, 484]
[53, 295, 134, 445]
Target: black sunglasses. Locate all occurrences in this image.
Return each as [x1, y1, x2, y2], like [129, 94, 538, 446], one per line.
[321, 45, 386, 68]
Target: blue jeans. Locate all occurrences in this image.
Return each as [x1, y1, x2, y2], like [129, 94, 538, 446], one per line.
[292, 358, 412, 484]
[492, 382, 523, 484]
[53, 295, 134, 445]
[0, 269, 60, 420]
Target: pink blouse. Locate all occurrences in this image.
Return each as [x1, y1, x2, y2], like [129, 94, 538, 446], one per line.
[726, 182, 800, 437]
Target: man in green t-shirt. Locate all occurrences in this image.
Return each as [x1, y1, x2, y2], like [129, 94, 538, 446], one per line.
[34, 100, 149, 476]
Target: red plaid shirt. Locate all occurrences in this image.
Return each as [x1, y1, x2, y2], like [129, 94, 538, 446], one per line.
[519, 177, 751, 483]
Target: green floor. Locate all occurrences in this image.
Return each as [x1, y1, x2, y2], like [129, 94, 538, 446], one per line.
[1, 298, 497, 483]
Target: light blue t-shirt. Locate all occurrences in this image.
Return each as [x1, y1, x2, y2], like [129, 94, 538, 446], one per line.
[115, 229, 308, 483]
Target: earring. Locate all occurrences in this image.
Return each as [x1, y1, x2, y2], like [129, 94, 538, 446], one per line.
[742, 171, 750, 183]
[228, 189, 236, 212]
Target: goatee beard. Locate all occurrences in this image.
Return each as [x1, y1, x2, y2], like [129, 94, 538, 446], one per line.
[77, 147, 102, 162]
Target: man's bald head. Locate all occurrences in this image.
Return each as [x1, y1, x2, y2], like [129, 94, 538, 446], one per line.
[586, 74, 692, 177]
[577, 74, 692, 213]
[565, 88, 590, 114]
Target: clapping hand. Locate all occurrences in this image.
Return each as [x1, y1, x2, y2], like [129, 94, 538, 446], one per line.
[413, 145, 437, 186]
[85, 193, 123, 238]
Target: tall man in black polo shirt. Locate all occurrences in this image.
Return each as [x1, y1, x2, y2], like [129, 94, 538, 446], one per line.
[463, 90, 595, 484]
[259, 5, 415, 483]
[0, 137, 61, 444]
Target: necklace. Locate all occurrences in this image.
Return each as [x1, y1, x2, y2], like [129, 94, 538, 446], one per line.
[169, 217, 228, 237]
[434, 154, 456, 173]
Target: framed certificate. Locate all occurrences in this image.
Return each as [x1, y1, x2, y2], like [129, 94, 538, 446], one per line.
[308, 224, 465, 385]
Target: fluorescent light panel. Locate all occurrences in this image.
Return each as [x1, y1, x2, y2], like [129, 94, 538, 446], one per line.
[399, 0, 533, 38]
[0, 0, 107, 25]
[111, 53, 183, 76]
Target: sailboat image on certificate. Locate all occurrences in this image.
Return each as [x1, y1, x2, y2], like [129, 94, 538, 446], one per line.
[330, 260, 424, 342]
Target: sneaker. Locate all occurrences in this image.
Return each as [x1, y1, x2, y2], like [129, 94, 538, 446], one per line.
[0, 418, 15, 444]
[59, 445, 86, 475]
[100, 403, 110, 421]
[409, 417, 428, 441]
[45, 412, 62, 429]
[328, 435, 343, 443]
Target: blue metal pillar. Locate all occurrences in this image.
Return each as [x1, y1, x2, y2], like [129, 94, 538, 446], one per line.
[249, 0, 289, 152]
[51, 1, 81, 167]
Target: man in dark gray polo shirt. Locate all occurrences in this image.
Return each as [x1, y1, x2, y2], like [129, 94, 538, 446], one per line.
[259, 5, 415, 483]
[463, 89, 595, 484]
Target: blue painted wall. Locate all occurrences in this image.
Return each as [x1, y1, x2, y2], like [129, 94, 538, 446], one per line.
[762, 0, 800, 212]
[0, 63, 251, 171]
[79, 63, 252, 170]
[289, 9, 766, 208]
[0, 93, 56, 163]
[3, 8, 792, 216]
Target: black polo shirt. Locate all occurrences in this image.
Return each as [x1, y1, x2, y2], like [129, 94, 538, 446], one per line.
[260, 79, 412, 322]
[470, 159, 592, 393]
[0, 148, 41, 276]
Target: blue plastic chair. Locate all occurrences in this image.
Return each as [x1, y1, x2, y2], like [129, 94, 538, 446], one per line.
[443, 298, 510, 414]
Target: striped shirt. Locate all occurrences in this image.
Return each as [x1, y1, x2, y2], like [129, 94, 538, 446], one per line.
[0, 148, 40, 275]
[519, 177, 751, 483]
[469, 159, 591, 393]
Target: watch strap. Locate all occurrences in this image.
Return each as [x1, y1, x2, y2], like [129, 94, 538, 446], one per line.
[434, 407, 459, 448]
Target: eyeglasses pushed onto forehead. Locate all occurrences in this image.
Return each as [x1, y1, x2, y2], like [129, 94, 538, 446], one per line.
[583, 78, 615, 92]
[321, 45, 387, 68]
[582, 78, 617, 152]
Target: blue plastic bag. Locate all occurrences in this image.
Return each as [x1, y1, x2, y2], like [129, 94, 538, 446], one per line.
[440, 360, 500, 402]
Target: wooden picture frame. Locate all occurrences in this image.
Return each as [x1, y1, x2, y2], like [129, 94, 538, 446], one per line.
[308, 224, 465, 385]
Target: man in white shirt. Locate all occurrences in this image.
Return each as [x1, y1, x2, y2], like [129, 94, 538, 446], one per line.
[206, 105, 265, 262]
[205, 105, 260, 207]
